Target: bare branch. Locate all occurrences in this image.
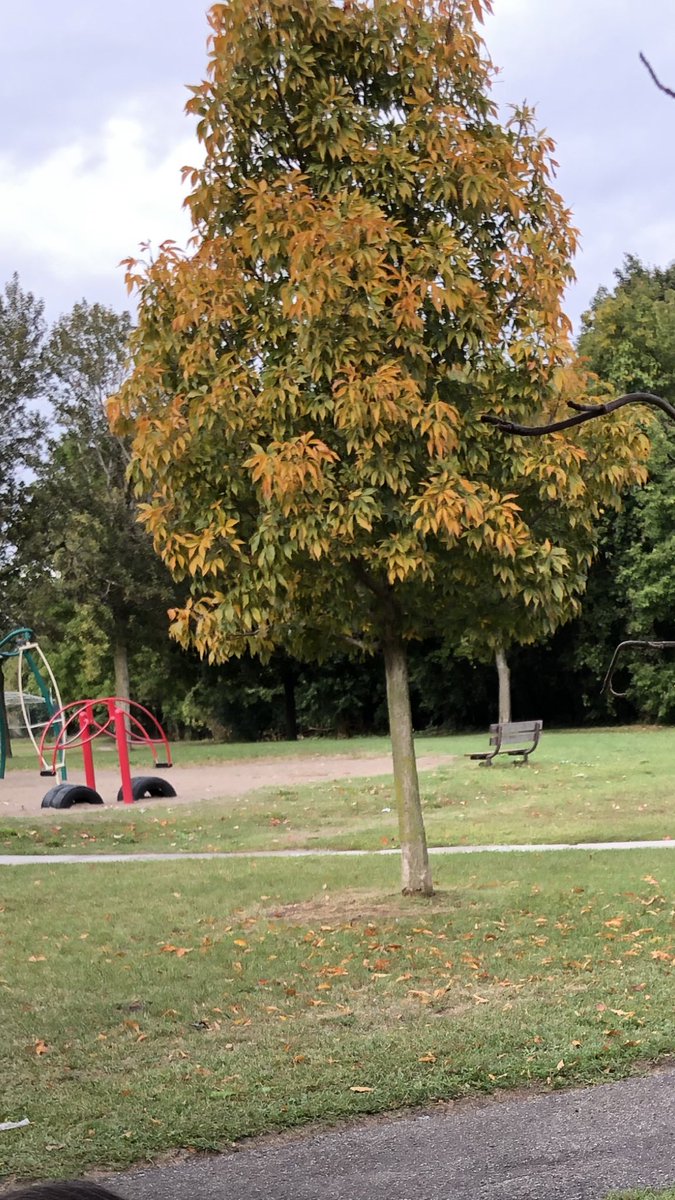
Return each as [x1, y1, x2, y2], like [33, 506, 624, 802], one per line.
[481, 391, 675, 436]
[639, 52, 675, 99]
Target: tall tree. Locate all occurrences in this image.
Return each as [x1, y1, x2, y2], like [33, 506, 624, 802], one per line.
[0, 274, 48, 751]
[0, 274, 47, 620]
[577, 256, 675, 718]
[113, 0, 649, 893]
[18, 302, 175, 707]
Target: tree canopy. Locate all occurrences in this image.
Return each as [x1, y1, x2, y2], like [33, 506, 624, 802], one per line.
[5, 300, 176, 710]
[577, 256, 675, 719]
[112, 0, 650, 893]
[0, 274, 47, 618]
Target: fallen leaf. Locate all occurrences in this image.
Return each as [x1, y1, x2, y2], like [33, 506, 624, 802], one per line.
[34, 1039, 49, 1056]
[28, 955, 46, 963]
[349, 1086, 374, 1093]
[418, 1053, 436, 1063]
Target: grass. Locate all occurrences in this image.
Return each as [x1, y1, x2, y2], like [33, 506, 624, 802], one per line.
[1, 727, 674, 856]
[0, 848, 673, 1181]
[609, 1194, 675, 1199]
[1, 733, 395, 772]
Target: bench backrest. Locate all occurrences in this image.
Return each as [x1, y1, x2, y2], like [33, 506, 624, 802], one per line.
[488, 720, 542, 746]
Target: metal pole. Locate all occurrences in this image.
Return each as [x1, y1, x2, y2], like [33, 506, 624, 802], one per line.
[79, 703, 97, 792]
[113, 698, 134, 805]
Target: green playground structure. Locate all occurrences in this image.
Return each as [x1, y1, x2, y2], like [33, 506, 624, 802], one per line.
[0, 627, 66, 780]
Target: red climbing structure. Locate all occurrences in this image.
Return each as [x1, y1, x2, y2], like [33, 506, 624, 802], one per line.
[39, 696, 175, 807]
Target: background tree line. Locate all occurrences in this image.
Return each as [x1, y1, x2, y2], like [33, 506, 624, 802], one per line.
[0, 252, 673, 742]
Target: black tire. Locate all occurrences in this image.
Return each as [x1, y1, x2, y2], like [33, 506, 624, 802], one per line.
[117, 775, 178, 803]
[42, 783, 104, 808]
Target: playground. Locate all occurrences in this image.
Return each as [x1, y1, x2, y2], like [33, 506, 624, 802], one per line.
[0, 747, 454, 818]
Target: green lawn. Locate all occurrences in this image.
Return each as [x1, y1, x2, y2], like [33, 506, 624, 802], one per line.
[1, 848, 673, 1180]
[1, 733, 395, 771]
[2, 727, 673, 856]
[609, 1193, 675, 1199]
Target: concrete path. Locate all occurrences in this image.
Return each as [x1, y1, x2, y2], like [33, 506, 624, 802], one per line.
[113, 1064, 675, 1200]
[1, 839, 674, 865]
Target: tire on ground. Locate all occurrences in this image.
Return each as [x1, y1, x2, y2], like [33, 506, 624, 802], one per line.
[42, 783, 105, 808]
[117, 775, 178, 802]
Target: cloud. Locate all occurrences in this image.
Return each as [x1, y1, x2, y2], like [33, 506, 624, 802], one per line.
[0, 110, 195, 311]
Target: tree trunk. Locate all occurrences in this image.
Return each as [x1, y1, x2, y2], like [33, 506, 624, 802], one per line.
[382, 633, 433, 896]
[113, 631, 131, 739]
[495, 646, 511, 724]
[0, 662, 12, 775]
[281, 663, 298, 742]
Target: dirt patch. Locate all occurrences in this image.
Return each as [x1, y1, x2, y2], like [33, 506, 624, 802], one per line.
[264, 886, 459, 925]
[0, 753, 455, 819]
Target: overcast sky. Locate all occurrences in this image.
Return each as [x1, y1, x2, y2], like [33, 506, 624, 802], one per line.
[1, 0, 674, 331]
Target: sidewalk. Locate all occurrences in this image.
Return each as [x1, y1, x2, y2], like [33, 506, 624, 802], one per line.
[113, 1064, 675, 1200]
[1, 838, 674, 865]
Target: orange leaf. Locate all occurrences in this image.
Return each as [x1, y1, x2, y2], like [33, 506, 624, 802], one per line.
[34, 1040, 49, 1056]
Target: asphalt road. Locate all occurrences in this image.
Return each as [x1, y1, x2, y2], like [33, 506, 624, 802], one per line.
[113, 1065, 675, 1200]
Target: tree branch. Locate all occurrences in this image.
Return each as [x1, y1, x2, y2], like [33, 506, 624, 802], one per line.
[481, 391, 675, 436]
[640, 52, 675, 99]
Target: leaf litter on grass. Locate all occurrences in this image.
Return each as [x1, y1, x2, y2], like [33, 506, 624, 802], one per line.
[0, 850, 673, 1180]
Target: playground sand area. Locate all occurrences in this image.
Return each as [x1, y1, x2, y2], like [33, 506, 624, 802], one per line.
[0, 751, 454, 818]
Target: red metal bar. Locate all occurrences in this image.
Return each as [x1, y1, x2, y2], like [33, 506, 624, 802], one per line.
[79, 703, 97, 791]
[112, 698, 134, 804]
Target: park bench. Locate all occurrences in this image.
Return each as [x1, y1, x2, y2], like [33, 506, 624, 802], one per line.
[467, 719, 543, 766]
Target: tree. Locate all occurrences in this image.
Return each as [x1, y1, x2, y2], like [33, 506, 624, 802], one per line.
[113, 0, 649, 894]
[17, 302, 176, 710]
[0, 273, 49, 752]
[0, 274, 47, 618]
[577, 257, 675, 719]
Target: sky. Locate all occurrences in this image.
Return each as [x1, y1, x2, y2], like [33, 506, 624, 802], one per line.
[1, 0, 674, 332]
